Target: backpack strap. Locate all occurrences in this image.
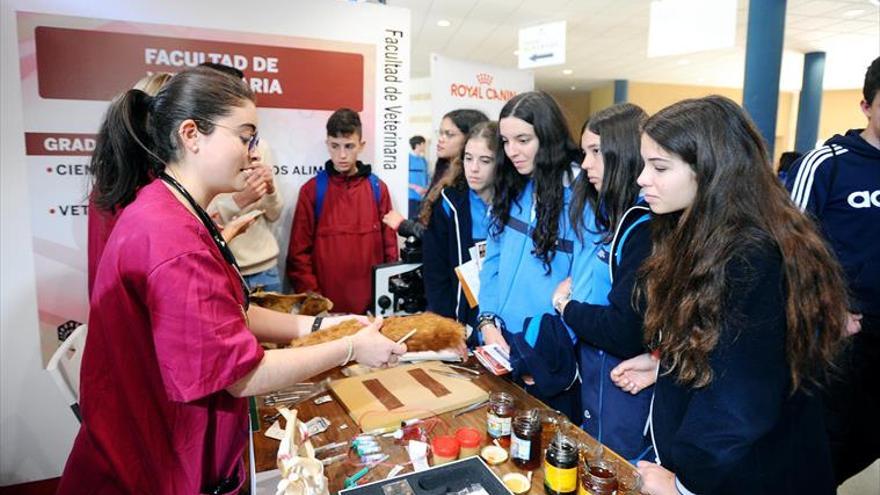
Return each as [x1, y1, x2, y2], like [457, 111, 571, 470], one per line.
[314, 170, 329, 222]
[368, 173, 381, 206]
[609, 205, 651, 282]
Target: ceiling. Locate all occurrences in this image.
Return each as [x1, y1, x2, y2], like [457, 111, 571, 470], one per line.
[384, 0, 880, 92]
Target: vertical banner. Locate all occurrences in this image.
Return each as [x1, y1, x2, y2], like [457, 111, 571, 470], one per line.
[430, 53, 534, 147]
[16, 8, 410, 364]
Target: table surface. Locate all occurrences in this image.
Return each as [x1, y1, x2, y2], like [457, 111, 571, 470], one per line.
[252, 358, 638, 493]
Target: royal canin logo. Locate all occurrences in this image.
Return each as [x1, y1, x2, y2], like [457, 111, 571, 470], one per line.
[449, 73, 517, 101]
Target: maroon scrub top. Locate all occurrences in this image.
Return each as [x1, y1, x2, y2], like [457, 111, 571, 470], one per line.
[59, 180, 264, 494]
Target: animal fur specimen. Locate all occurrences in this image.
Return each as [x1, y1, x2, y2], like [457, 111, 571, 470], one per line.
[250, 289, 333, 316]
[290, 312, 465, 352]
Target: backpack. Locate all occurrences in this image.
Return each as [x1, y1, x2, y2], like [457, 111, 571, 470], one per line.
[313, 169, 381, 221]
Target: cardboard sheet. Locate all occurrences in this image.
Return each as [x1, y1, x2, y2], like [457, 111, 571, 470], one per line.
[329, 362, 488, 431]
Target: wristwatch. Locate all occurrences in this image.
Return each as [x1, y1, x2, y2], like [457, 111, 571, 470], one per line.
[476, 313, 498, 332]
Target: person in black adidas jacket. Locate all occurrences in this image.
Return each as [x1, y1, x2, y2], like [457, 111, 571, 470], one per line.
[629, 96, 848, 495]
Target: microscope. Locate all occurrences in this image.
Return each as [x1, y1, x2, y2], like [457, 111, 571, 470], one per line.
[372, 236, 426, 316]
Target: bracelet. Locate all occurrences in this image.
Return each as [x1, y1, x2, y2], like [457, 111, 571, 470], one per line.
[341, 336, 354, 367]
[553, 293, 571, 315]
[311, 316, 324, 333]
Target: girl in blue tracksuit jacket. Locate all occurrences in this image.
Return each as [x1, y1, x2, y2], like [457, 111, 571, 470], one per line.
[551, 104, 653, 460]
[477, 91, 582, 420]
[422, 122, 498, 345]
[627, 96, 848, 495]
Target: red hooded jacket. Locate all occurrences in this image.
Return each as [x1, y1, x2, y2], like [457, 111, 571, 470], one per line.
[287, 161, 398, 313]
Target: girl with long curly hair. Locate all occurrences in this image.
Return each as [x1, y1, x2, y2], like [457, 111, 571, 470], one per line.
[625, 96, 847, 495]
[476, 91, 581, 418]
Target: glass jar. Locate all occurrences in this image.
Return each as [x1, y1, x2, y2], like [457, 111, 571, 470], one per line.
[510, 409, 542, 470]
[578, 459, 618, 495]
[544, 434, 578, 495]
[487, 392, 515, 448]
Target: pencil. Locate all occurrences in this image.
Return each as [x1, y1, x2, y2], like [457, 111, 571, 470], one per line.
[395, 329, 418, 345]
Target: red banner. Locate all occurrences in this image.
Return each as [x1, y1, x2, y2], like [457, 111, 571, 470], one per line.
[34, 26, 364, 110]
[25, 132, 97, 156]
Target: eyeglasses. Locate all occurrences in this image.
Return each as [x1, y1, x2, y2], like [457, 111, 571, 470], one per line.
[438, 129, 461, 140]
[201, 120, 260, 153]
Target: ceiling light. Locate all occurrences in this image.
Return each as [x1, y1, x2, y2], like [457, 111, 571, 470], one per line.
[842, 9, 865, 17]
[677, 59, 690, 65]
[437, 19, 451, 27]
[570, 86, 577, 91]
[562, 69, 573, 75]
[513, 50, 521, 56]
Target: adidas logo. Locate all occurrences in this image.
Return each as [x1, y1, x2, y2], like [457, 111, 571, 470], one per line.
[847, 190, 880, 208]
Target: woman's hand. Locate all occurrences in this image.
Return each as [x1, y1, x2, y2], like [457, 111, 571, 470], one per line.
[350, 316, 407, 368]
[215, 212, 258, 243]
[637, 461, 677, 495]
[552, 277, 572, 312]
[610, 352, 658, 394]
[845, 312, 863, 336]
[382, 210, 405, 231]
[479, 324, 510, 354]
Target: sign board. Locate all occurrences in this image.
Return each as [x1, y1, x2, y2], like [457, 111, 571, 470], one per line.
[517, 21, 566, 69]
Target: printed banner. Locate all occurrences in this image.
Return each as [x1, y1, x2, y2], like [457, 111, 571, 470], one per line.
[430, 53, 534, 145]
[17, 10, 410, 364]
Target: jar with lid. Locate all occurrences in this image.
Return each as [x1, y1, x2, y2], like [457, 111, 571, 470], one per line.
[487, 392, 515, 448]
[578, 458, 618, 495]
[544, 434, 578, 495]
[510, 409, 542, 470]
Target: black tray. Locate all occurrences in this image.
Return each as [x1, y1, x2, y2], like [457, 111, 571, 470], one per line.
[338, 456, 510, 495]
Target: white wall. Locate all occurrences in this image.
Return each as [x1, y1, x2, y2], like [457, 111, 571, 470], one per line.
[0, 0, 409, 485]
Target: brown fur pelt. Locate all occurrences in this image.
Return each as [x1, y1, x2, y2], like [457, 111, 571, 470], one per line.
[249, 289, 333, 316]
[290, 312, 465, 352]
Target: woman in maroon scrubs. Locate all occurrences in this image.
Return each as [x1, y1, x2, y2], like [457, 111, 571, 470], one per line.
[58, 66, 405, 494]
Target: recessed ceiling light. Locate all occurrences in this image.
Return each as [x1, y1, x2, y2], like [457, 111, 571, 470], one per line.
[677, 59, 690, 65]
[562, 69, 573, 75]
[570, 86, 577, 91]
[842, 9, 865, 17]
[437, 19, 451, 27]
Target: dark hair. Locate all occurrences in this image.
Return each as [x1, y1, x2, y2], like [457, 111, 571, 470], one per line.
[409, 135, 426, 149]
[777, 151, 802, 175]
[326, 108, 362, 138]
[419, 109, 488, 224]
[199, 62, 245, 79]
[91, 66, 255, 211]
[638, 95, 847, 392]
[863, 56, 880, 104]
[492, 91, 580, 271]
[570, 103, 647, 243]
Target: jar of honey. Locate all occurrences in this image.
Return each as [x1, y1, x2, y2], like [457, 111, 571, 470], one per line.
[544, 434, 578, 495]
[510, 410, 542, 470]
[578, 459, 618, 495]
[487, 392, 515, 448]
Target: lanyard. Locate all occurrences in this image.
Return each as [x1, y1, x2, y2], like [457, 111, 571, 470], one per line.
[159, 172, 250, 310]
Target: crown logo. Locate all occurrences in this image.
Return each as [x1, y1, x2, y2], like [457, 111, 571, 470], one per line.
[476, 73, 493, 85]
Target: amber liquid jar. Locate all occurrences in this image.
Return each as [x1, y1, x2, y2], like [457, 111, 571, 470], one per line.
[510, 410, 542, 470]
[577, 459, 618, 495]
[487, 392, 515, 448]
[544, 435, 578, 495]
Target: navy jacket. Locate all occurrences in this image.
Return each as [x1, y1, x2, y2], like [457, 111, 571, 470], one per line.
[422, 186, 481, 342]
[785, 130, 880, 316]
[648, 242, 835, 494]
[564, 203, 653, 459]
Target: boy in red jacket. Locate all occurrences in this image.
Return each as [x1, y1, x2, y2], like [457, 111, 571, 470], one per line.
[287, 109, 398, 313]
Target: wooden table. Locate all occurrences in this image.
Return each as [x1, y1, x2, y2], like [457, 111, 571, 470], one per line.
[252, 358, 638, 493]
